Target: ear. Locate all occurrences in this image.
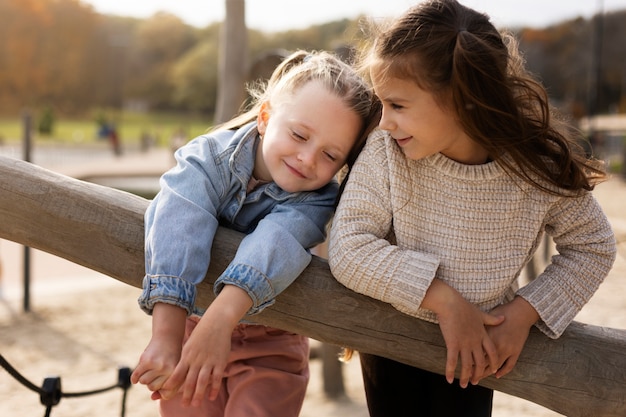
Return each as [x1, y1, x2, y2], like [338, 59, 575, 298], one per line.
[257, 101, 271, 136]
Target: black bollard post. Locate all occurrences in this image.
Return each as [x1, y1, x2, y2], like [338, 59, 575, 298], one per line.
[22, 110, 32, 312]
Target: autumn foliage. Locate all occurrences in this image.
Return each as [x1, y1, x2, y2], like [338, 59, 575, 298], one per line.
[0, 0, 624, 119]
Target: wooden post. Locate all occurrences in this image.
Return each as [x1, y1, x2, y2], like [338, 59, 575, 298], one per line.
[321, 344, 345, 398]
[214, 0, 247, 124]
[0, 156, 624, 417]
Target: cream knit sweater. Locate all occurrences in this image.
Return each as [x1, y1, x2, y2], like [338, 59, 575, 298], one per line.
[329, 129, 616, 338]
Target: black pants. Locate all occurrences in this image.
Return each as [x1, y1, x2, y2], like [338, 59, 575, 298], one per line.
[359, 353, 493, 417]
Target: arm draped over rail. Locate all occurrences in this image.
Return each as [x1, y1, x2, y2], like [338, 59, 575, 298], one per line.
[1, 155, 624, 417]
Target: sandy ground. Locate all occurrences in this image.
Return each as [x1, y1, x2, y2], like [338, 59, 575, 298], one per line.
[0, 149, 624, 416]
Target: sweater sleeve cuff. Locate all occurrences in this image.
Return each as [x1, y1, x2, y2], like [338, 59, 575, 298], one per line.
[387, 252, 440, 317]
[517, 279, 574, 339]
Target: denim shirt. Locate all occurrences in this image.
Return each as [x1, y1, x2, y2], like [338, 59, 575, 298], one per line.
[138, 122, 338, 317]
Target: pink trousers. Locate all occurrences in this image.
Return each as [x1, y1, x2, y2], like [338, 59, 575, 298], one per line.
[159, 318, 310, 417]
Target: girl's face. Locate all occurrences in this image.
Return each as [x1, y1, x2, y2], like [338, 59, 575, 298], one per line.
[372, 74, 489, 165]
[254, 80, 362, 193]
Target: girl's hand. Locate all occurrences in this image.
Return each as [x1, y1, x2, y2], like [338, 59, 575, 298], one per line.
[481, 296, 539, 380]
[130, 303, 187, 397]
[436, 297, 504, 387]
[422, 279, 504, 388]
[159, 318, 233, 405]
[157, 285, 253, 407]
[131, 336, 182, 396]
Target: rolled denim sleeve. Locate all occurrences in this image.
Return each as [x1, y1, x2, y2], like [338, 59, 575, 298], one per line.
[215, 192, 336, 315]
[138, 136, 226, 315]
[139, 274, 197, 315]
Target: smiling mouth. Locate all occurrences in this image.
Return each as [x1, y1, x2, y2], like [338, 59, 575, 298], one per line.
[395, 136, 412, 146]
[285, 162, 307, 179]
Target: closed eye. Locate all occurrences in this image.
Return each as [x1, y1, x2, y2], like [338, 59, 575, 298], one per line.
[291, 130, 306, 141]
[381, 100, 404, 113]
[323, 151, 337, 162]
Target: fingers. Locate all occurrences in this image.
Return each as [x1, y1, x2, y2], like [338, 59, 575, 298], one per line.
[186, 369, 222, 406]
[442, 309, 509, 388]
[445, 348, 459, 384]
[447, 347, 484, 388]
[482, 312, 505, 327]
[449, 334, 502, 387]
[458, 349, 475, 388]
[481, 334, 500, 376]
[162, 364, 189, 402]
[131, 361, 157, 385]
[175, 364, 225, 407]
[495, 355, 518, 379]
[131, 367, 169, 393]
[158, 366, 226, 405]
[184, 368, 210, 407]
[470, 352, 487, 386]
[130, 366, 142, 385]
[207, 369, 224, 402]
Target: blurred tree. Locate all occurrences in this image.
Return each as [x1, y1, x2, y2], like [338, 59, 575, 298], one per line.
[600, 10, 626, 112]
[0, 0, 101, 113]
[171, 39, 220, 114]
[0, 0, 623, 120]
[86, 16, 137, 110]
[519, 10, 626, 117]
[37, 105, 55, 135]
[125, 12, 197, 110]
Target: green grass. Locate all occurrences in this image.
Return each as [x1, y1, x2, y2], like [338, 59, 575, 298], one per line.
[0, 110, 213, 148]
[608, 159, 623, 174]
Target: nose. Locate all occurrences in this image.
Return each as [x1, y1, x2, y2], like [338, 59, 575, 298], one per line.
[378, 107, 396, 131]
[297, 148, 316, 168]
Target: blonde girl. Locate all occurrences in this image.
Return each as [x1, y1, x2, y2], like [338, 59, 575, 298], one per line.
[131, 50, 379, 417]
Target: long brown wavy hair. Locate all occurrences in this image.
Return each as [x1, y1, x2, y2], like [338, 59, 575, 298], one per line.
[357, 0, 607, 195]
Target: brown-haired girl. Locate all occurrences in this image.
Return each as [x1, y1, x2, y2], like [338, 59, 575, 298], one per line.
[329, 1, 616, 415]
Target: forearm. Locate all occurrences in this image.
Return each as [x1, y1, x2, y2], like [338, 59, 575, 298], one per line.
[151, 302, 188, 343]
[131, 303, 188, 391]
[203, 284, 253, 327]
[502, 296, 540, 329]
[420, 278, 464, 317]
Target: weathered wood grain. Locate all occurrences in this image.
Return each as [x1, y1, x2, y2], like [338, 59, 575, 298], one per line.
[1, 155, 624, 417]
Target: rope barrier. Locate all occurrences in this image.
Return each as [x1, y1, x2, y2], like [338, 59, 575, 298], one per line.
[0, 354, 132, 417]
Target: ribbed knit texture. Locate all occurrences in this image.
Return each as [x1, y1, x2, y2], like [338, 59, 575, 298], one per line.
[329, 129, 616, 338]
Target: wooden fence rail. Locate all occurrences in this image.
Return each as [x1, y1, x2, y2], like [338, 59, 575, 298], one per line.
[1, 155, 624, 417]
